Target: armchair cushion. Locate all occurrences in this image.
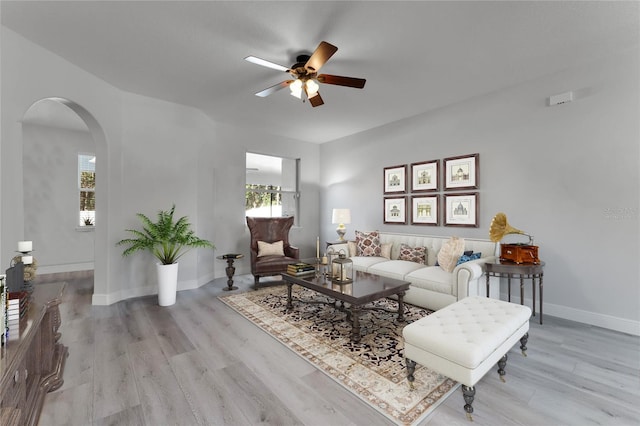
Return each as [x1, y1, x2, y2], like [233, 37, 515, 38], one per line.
[257, 240, 285, 257]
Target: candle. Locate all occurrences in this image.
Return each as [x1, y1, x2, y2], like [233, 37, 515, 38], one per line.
[316, 237, 320, 258]
[21, 255, 33, 265]
[18, 241, 32, 252]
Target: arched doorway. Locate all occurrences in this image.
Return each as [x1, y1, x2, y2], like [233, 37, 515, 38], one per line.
[21, 97, 108, 300]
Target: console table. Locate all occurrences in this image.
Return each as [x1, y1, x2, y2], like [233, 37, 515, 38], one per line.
[0, 282, 68, 425]
[485, 261, 545, 324]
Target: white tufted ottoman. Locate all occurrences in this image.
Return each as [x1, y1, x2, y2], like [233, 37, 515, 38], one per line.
[403, 296, 531, 420]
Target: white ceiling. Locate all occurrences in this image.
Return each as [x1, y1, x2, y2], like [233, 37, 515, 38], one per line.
[3, 1, 638, 144]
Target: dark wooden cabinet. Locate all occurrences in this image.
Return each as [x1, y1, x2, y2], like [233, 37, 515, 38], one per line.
[0, 282, 67, 425]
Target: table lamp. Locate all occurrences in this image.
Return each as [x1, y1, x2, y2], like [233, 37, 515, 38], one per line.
[332, 208, 351, 242]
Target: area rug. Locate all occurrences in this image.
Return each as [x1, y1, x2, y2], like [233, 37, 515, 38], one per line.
[219, 285, 458, 425]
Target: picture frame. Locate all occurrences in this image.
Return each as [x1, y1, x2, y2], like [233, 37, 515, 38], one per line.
[444, 193, 478, 227]
[444, 153, 479, 190]
[383, 165, 407, 194]
[410, 195, 439, 226]
[410, 160, 439, 192]
[384, 196, 407, 224]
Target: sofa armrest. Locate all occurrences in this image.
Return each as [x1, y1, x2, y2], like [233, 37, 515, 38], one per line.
[285, 246, 300, 259]
[454, 255, 498, 298]
[327, 243, 349, 256]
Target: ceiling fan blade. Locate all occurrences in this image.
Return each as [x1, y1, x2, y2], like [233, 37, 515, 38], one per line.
[244, 56, 290, 72]
[318, 74, 366, 89]
[255, 80, 294, 97]
[308, 92, 324, 108]
[304, 41, 338, 73]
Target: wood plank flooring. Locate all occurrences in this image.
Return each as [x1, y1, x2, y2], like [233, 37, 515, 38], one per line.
[37, 273, 640, 425]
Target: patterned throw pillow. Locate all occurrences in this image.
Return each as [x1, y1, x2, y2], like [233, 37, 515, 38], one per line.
[437, 236, 465, 272]
[355, 230, 382, 257]
[257, 240, 284, 257]
[457, 252, 482, 265]
[399, 243, 426, 264]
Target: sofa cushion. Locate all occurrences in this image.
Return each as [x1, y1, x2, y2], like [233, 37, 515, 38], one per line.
[347, 241, 358, 257]
[437, 236, 465, 272]
[350, 256, 389, 271]
[368, 260, 425, 281]
[381, 243, 393, 260]
[257, 240, 284, 257]
[355, 230, 382, 256]
[405, 266, 454, 295]
[399, 243, 426, 264]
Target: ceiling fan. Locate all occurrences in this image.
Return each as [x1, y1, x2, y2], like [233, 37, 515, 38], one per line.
[244, 41, 366, 107]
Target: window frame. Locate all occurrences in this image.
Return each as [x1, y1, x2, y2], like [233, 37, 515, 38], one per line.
[245, 152, 300, 225]
[77, 152, 96, 229]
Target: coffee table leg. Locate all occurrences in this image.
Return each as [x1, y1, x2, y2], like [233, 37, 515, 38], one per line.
[350, 305, 362, 342]
[286, 282, 293, 310]
[397, 291, 406, 322]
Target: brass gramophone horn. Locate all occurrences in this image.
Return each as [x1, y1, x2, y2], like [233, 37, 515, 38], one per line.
[489, 213, 532, 243]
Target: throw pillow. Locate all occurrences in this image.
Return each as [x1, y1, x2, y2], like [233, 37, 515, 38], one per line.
[399, 243, 426, 264]
[457, 252, 482, 265]
[355, 230, 382, 257]
[381, 243, 393, 260]
[257, 240, 284, 257]
[437, 237, 465, 272]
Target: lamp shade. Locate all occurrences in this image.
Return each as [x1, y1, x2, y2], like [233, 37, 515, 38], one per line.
[332, 209, 351, 225]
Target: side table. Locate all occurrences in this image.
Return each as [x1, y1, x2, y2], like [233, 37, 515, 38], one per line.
[217, 254, 244, 291]
[485, 260, 546, 324]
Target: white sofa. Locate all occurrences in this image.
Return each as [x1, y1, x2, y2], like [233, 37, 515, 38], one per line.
[329, 232, 499, 311]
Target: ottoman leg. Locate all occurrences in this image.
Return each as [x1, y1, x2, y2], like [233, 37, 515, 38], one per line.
[497, 354, 508, 382]
[520, 332, 529, 357]
[406, 358, 416, 390]
[462, 385, 475, 421]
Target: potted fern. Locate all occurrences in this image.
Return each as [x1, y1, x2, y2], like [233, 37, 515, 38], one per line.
[117, 205, 214, 306]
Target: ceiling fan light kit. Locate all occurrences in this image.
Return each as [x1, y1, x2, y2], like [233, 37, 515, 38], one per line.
[245, 41, 366, 107]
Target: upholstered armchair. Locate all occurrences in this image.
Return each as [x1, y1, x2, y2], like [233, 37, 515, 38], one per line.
[246, 216, 300, 285]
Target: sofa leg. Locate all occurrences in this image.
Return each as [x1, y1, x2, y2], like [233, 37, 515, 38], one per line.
[497, 354, 508, 382]
[462, 385, 475, 421]
[520, 332, 529, 356]
[405, 358, 416, 390]
[254, 275, 260, 286]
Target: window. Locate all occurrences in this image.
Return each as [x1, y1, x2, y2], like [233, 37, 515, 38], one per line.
[78, 153, 95, 227]
[246, 152, 299, 221]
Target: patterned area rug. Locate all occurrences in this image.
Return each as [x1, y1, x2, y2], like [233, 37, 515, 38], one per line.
[219, 285, 458, 425]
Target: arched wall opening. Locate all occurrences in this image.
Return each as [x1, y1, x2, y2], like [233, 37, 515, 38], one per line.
[21, 97, 109, 300]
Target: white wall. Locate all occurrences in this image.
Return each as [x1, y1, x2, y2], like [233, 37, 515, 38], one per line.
[321, 48, 640, 335]
[1, 27, 321, 305]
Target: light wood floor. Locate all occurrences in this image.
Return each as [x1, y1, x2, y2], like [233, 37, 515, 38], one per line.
[38, 272, 640, 426]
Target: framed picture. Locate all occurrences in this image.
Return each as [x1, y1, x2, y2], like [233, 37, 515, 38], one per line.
[411, 195, 439, 225]
[411, 160, 439, 192]
[383, 165, 407, 194]
[444, 153, 479, 190]
[384, 197, 407, 224]
[444, 193, 478, 227]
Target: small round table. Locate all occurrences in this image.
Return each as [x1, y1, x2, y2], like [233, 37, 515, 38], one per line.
[485, 260, 545, 324]
[217, 254, 244, 291]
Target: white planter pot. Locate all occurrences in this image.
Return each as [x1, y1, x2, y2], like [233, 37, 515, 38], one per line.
[156, 262, 179, 306]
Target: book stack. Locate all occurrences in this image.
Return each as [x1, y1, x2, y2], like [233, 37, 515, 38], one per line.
[7, 291, 28, 338]
[286, 262, 316, 276]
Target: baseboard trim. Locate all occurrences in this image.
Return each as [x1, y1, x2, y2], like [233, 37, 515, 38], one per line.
[501, 292, 640, 336]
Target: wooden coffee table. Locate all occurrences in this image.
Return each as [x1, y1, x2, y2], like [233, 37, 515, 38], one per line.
[282, 269, 410, 342]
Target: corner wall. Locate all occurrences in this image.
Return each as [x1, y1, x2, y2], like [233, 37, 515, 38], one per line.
[320, 48, 640, 335]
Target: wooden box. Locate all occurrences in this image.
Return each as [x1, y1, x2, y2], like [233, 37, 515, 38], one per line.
[500, 244, 539, 264]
